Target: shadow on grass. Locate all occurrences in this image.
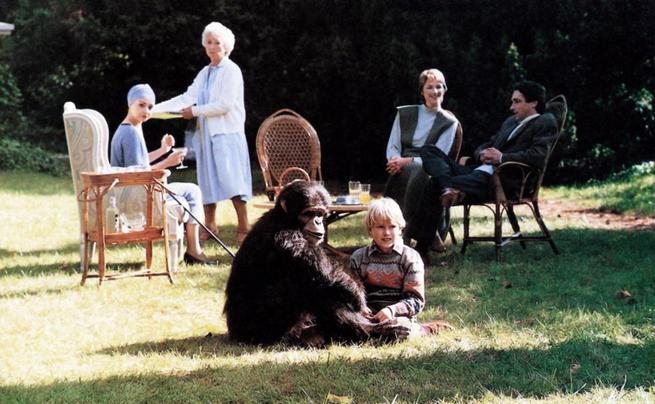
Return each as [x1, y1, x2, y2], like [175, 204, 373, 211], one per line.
[0, 244, 82, 279]
[0, 244, 80, 258]
[3, 339, 653, 401]
[96, 332, 264, 357]
[0, 283, 81, 299]
[0, 242, 158, 279]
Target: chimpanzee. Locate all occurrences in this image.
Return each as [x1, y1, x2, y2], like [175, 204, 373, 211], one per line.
[224, 180, 409, 346]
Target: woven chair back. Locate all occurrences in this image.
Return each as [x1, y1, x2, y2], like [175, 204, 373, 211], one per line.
[534, 95, 568, 194]
[255, 109, 322, 192]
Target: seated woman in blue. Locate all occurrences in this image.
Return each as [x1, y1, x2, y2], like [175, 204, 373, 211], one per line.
[110, 83, 211, 265]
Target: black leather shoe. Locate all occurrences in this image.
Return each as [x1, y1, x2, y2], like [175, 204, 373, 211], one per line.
[440, 187, 466, 209]
[431, 236, 447, 252]
[183, 252, 216, 265]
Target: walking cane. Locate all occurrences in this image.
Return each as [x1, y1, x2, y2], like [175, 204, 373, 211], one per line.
[154, 179, 236, 259]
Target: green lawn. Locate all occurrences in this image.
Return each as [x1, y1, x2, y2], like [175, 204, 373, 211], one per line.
[1, 170, 654, 403]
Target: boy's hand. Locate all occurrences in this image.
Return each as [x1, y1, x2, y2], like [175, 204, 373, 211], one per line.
[161, 134, 175, 152]
[372, 307, 393, 323]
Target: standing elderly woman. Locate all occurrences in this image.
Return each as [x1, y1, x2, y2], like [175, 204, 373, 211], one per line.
[153, 21, 252, 243]
[384, 68, 460, 254]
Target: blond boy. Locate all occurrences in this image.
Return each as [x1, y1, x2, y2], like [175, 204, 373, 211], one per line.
[350, 198, 453, 336]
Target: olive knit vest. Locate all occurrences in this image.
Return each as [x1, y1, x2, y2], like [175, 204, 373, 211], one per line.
[398, 105, 455, 157]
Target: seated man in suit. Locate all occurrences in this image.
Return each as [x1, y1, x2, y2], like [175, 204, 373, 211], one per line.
[409, 80, 558, 263]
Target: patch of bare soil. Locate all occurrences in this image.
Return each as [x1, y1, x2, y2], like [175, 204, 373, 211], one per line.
[540, 198, 655, 231]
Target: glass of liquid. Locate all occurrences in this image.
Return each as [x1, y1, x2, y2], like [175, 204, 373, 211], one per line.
[359, 183, 371, 204]
[173, 147, 188, 169]
[348, 181, 361, 196]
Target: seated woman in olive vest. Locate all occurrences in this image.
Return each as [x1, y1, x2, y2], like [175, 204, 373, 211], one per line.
[384, 68, 460, 253]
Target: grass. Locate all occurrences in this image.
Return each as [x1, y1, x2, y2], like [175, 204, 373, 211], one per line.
[547, 161, 655, 215]
[1, 169, 654, 403]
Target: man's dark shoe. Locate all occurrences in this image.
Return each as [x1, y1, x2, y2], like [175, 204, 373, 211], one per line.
[431, 236, 447, 252]
[440, 187, 466, 209]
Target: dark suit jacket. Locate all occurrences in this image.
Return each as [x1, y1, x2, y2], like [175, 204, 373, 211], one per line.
[474, 113, 558, 170]
[471, 113, 558, 198]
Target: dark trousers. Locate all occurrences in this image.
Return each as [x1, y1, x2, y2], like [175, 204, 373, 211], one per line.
[406, 145, 491, 245]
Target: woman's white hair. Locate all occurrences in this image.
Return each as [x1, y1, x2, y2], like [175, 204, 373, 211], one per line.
[202, 22, 236, 56]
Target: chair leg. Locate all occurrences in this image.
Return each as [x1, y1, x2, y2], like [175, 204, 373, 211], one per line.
[494, 203, 503, 262]
[168, 239, 179, 273]
[79, 235, 86, 274]
[506, 206, 526, 249]
[448, 226, 457, 246]
[146, 240, 153, 278]
[461, 205, 470, 255]
[81, 235, 91, 286]
[532, 201, 559, 255]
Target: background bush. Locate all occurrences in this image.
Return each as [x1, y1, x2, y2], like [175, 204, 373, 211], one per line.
[0, 0, 653, 184]
[0, 137, 67, 175]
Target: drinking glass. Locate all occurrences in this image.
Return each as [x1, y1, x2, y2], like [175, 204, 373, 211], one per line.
[359, 183, 371, 204]
[173, 147, 188, 169]
[119, 212, 145, 232]
[348, 181, 361, 196]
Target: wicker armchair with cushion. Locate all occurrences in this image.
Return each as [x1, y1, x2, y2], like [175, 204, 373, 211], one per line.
[255, 109, 322, 200]
[458, 95, 568, 261]
[62, 102, 186, 273]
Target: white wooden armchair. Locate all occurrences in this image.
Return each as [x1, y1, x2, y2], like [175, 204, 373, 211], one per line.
[62, 102, 185, 272]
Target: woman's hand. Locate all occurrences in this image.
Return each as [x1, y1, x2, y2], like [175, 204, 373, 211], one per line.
[163, 149, 185, 168]
[160, 133, 175, 153]
[181, 106, 194, 120]
[385, 156, 412, 175]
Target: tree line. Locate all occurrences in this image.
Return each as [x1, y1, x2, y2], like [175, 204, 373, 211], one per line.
[1, 0, 653, 184]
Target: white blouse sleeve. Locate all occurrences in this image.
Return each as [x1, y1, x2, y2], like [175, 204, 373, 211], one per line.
[192, 62, 243, 117]
[385, 113, 402, 161]
[152, 70, 203, 113]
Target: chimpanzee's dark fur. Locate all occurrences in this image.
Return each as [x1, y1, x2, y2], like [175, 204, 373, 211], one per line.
[224, 181, 407, 346]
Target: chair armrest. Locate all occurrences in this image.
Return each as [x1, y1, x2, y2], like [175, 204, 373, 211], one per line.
[279, 166, 310, 185]
[266, 186, 282, 201]
[459, 156, 473, 166]
[491, 161, 541, 203]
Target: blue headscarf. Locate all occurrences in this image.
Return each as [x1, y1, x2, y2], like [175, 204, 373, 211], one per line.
[127, 84, 156, 106]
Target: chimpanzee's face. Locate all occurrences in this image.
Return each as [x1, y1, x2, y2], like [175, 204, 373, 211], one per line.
[299, 206, 328, 246]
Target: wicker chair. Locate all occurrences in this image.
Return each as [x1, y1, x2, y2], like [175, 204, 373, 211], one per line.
[256, 109, 322, 200]
[458, 95, 568, 261]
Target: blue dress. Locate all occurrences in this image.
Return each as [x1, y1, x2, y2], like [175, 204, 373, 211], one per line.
[193, 65, 253, 204]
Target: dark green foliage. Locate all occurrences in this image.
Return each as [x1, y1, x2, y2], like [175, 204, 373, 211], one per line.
[0, 63, 28, 140]
[0, 137, 68, 176]
[1, 0, 653, 183]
